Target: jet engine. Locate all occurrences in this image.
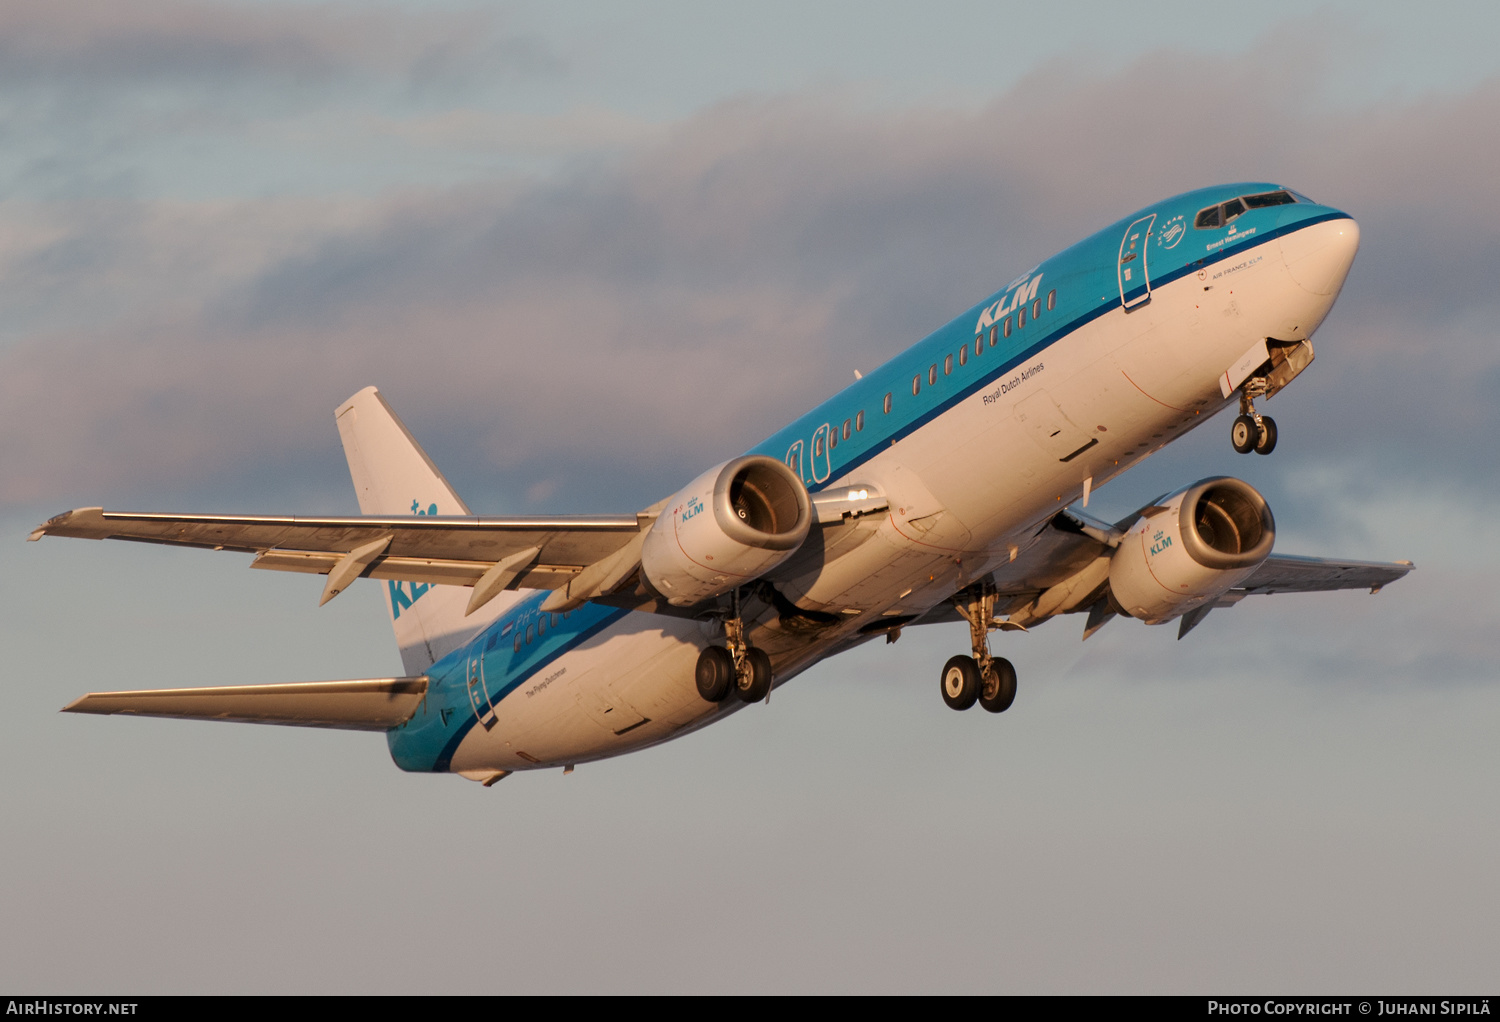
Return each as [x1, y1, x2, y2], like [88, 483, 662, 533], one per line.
[641, 455, 813, 606]
[1108, 476, 1275, 623]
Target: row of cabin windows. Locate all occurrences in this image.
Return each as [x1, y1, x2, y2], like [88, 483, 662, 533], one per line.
[911, 288, 1058, 397]
[806, 287, 1059, 460]
[513, 610, 571, 652]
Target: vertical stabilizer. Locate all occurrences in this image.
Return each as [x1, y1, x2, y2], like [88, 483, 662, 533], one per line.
[335, 387, 497, 675]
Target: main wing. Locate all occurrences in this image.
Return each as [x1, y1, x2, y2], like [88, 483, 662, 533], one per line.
[30, 491, 887, 616]
[916, 504, 1413, 639]
[30, 505, 646, 598]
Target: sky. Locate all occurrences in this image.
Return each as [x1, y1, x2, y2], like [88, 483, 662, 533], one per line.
[2, 0, 1498, 994]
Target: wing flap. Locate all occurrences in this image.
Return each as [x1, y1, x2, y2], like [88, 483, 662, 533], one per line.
[248, 549, 583, 588]
[63, 677, 429, 731]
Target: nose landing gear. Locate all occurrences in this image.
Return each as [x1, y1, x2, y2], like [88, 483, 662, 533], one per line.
[1231, 377, 1277, 456]
[942, 586, 1017, 713]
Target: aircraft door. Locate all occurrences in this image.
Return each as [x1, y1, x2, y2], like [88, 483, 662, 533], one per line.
[785, 439, 806, 484]
[466, 648, 498, 731]
[1118, 214, 1156, 309]
[810, 424, 832, 484]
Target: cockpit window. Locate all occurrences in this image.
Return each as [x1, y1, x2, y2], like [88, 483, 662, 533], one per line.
[1194, 190, 1298, 230]
[1243, 190, 1295, 209]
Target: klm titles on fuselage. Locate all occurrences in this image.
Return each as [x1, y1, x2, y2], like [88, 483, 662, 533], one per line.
[982, 363, 1044, 406]
[975, 272, 1044, 334]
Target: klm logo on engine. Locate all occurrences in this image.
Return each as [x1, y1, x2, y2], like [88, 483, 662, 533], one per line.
[389, 500, 440, 620]
[681, 496, 704, 523]
[1149, 529, 1173, 556]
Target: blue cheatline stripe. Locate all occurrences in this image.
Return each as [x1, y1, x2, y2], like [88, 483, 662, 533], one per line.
[755, 211, 1350, 492]
[425, 607, 631, 773]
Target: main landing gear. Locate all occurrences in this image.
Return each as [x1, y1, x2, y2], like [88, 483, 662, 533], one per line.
[1230, 377, 1277, 456]
[695, 588, 772, 705]
[944, 586, 1017, 713]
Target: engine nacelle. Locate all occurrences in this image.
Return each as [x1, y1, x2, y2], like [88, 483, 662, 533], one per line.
[1108, 476, 1275, 624]
[641, 455, 813, 606]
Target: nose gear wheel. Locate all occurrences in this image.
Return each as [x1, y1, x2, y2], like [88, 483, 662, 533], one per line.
[1231, 378, 1277, 455]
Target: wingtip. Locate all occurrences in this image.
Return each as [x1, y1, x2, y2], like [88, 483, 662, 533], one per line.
[30, 507, 107, 541]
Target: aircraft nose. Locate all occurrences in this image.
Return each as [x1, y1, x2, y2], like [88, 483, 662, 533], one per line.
[1279, 216, 1360, 296]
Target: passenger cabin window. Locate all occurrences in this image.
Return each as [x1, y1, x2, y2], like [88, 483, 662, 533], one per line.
[514, 633, 522, 653]
[1017, 306, 1027, 328]
[829, 429, 837, 450]
[1003, 316, 1012, 338]
[974, 336, 983, 357]
[815, 434, 824, 456]
[958, 346, 967, 367]
[911, 375, 920, 396]
[928, 365, 938, 386]
[526, 623, 535, 644]
[856, 410, 865, 431]
[842, 418, 851, 440]
[986, 326, 995, 348]
[944, 354, 953, 375]
[883, 393, 892, 413]
[1032, 298, 1041, 319]
[1047, 289, 1057, 311]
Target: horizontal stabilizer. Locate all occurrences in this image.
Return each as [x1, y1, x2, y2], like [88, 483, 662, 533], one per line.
[63, 677, 428, 731]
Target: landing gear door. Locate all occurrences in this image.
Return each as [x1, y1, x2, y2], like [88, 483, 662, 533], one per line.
[1118, 214, 1156, 309]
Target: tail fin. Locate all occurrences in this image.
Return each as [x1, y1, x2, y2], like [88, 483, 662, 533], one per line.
[335, 387, 492, 675]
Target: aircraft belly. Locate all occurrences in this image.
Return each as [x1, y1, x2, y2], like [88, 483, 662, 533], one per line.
[446, 614, 717, 773]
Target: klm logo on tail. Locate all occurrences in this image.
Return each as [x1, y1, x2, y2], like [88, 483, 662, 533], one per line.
[389, 500, 439, 619]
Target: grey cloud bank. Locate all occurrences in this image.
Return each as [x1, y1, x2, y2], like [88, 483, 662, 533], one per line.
[2, 51, 1497, 515]
[0, 0, 545, 84]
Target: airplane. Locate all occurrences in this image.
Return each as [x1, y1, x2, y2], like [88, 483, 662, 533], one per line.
[31, 182, 1413, 785]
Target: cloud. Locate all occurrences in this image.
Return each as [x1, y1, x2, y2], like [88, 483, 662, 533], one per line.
[3, 43, 1498, 522]
[0, 2, 567, 200]
[0, 1, 554, 87]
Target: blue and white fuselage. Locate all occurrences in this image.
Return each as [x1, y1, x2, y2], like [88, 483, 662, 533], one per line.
[391, 184, 1362, 778]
